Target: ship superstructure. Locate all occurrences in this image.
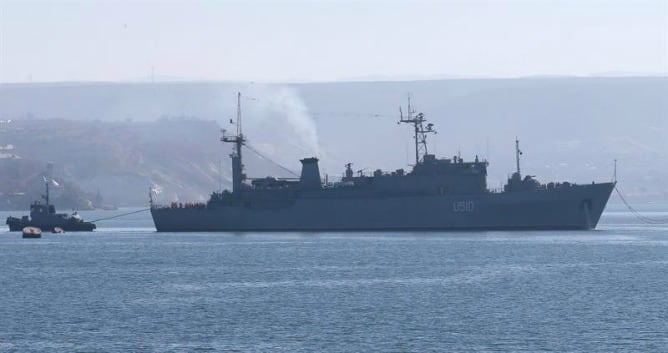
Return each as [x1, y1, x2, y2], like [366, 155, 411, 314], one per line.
[150, 94, 614, 232]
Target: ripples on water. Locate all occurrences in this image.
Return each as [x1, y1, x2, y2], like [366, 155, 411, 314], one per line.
[0, 207, 667, 352]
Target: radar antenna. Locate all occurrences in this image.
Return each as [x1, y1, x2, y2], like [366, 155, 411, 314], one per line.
[398, 95, 436, 164]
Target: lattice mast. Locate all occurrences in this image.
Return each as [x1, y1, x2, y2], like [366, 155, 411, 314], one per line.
[398, 96, 436, 165]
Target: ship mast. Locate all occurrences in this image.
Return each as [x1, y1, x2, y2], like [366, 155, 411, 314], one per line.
[39, 176, 51, 206]
[222, 92, 246, 194]
[398, 95, 436, 165]
[515, 138, 522, 177]
[44, 178, 50, 206]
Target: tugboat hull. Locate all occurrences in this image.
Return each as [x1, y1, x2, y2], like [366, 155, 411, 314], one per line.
[7, 217, 96, 232]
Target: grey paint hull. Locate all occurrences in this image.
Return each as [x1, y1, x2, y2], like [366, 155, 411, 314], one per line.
[6, 216, 96, 232]
[151, 182, 614, 232]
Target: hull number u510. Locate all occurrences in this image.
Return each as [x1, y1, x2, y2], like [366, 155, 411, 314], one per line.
[453, 201, 475, 212]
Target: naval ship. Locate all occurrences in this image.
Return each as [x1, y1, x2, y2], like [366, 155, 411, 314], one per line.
[151, 93, 614, 232]
[6, 180, 96, 232]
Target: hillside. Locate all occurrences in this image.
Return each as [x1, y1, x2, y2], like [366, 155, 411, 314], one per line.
[0, 118, 232, 208]
[1, 77, 666, 204]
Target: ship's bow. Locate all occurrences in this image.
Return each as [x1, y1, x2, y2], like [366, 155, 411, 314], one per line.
[583, 182, 615, 229]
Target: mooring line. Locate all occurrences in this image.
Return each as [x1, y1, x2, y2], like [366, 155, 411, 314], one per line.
[614, 185, 668, 225]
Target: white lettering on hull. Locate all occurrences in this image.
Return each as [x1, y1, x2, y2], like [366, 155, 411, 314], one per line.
[453, 201, 475, 213]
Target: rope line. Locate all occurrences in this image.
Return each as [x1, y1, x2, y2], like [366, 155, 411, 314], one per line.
[243, 143, 299, 177]
[614, 185, 668, 224]
[89, 208, 150, 223]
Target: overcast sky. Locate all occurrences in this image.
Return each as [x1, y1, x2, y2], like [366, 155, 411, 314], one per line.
[0, 0, 666, 83]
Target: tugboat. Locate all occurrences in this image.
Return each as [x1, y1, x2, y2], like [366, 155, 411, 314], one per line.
[6, 179, 96, 232]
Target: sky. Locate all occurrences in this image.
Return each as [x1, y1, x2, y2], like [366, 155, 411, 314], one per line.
[0, 0, 666, 83]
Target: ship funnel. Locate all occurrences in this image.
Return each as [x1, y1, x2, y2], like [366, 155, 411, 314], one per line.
[299, 157, 322, 190]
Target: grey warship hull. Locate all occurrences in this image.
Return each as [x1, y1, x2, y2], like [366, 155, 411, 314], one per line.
[150, 93, 615, 233]
[151, 182, 614, 232]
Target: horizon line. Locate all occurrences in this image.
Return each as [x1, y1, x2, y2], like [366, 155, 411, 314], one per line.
[1, 73, 667, 86]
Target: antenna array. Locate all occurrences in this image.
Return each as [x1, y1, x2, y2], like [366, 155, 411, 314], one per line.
[398, 95, 436, 165]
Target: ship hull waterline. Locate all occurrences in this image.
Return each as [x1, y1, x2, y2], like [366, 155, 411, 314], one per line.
[151, 182, 614, 232]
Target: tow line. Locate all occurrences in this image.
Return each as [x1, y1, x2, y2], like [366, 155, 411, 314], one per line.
[89, 208, 151, 223]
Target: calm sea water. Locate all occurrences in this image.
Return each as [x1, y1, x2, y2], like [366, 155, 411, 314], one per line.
[1, 205, 667, 352]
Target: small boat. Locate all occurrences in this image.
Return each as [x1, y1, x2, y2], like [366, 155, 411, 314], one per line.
[22, 227, 42, 238]
[5, 179, 96, 232]
[52, 227, 64, 234]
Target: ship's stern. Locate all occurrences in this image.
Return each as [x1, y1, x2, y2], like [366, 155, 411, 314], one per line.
[6, 216, 26, 232]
